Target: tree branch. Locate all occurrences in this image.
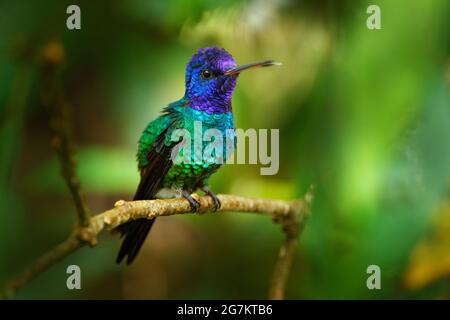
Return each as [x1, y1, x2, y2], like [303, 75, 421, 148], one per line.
[268, 186, 314, 300]
[40, 41, 91, 227]
[2, 235, 83, 299]
[1, 193, 311, 299]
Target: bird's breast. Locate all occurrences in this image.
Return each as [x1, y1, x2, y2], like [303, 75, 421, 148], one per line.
[185, 108, 235, 131]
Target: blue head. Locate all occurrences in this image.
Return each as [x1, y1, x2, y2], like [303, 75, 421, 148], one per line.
[184, 47, 280, 113]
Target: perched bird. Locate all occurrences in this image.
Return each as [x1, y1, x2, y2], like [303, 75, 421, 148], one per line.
[116, 47, 280, 264]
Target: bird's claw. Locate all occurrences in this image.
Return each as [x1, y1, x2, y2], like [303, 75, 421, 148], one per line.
[202, 187, 221, 212]
[182, 190, 200, 212]
[188, 198, 201, 212]
[211, 196, 221, 212]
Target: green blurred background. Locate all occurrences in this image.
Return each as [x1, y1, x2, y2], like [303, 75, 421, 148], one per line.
[0, 0, 449, 299]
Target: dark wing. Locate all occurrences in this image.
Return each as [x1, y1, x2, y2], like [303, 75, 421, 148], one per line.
[133, 124, 175, 200]
[116, 118, 181, 265]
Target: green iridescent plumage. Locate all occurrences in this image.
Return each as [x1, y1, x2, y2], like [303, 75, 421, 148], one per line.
[137, 98, 235, 190]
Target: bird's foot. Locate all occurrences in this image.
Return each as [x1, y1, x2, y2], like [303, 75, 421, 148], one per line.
[201, 186, 221, 212]
[182, 190, 200, 212]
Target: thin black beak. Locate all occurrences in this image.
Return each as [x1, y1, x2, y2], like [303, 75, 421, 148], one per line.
[224, 60, 282, 76]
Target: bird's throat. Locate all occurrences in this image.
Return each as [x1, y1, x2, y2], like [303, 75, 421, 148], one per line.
[187, 95, 232, 114]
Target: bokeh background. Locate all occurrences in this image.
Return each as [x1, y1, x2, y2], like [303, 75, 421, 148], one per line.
[1, 0, 449, 299]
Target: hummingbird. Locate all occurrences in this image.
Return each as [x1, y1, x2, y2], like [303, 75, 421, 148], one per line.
[116, 47, 280, 264]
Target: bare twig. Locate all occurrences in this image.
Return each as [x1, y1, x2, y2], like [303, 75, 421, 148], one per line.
[40, 41, 91, 227]
[268, 186, 314, 300]
[1, 193, 311, 299]
[2, 235, 83, 299]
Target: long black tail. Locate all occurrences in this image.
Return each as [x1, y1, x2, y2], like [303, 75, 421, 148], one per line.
[115, 158, 172, 264]
[115, 218, 155, 265]
[116, 129, 174, 264]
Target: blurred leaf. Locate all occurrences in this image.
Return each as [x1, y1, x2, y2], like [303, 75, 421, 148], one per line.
[405, 201, 450, 290]
[27, 146, 138, 194]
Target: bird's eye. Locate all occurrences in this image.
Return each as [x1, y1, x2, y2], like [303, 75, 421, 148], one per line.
[201, 69, 212, 79]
